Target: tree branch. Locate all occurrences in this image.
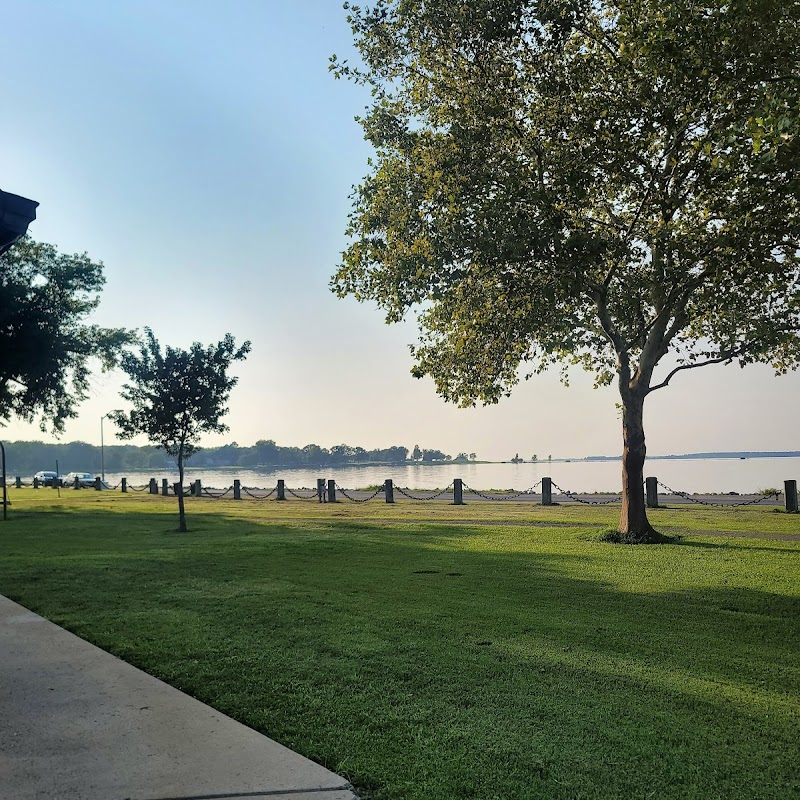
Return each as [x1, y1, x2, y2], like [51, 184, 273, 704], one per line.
[647, 352, 740, 393]
[594, 290, 625, 353]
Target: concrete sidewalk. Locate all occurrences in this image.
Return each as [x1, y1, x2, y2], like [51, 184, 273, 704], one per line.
[0, 595, 358, 800]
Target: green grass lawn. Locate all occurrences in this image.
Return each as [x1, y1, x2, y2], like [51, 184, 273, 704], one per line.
[1, 490, 798, 799]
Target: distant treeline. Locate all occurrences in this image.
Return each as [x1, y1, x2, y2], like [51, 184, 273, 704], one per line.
[3, 439, 456, 475]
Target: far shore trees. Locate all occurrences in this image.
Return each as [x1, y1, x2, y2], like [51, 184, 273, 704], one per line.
[109, 329, 250, 532]
[0, 237, 129, 432]
[422, 448, 450, 462]
[332, 0, 800, 541]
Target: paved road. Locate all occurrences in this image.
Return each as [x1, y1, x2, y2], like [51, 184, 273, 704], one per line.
[0, 595, 357, 800]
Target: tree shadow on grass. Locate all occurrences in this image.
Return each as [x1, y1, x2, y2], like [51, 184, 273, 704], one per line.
[673, 538, 800, 555]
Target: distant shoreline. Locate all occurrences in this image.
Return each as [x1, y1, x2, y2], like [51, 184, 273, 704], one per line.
[582, 451, 800, 462]
[176, 453, 800, 470]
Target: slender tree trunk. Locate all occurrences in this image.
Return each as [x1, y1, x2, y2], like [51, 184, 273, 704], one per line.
[177, 446, 187, 533]
[618, 389, 658, 541]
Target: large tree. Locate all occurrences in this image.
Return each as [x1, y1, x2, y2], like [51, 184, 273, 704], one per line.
[109, 329, 251, 532]
[0, 237, 129, 432]
[331, 0, 800, 541]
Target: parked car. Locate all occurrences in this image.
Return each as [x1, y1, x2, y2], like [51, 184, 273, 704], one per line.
[63, 472, 96, 488]
[33, 470, 59, 487]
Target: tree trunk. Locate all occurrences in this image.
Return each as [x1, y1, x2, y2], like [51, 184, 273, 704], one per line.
[618, 390, 658, 542]
[177, 446, 187, 533]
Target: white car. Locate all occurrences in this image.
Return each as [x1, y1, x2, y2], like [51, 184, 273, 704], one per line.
[63, 472, 96, 488]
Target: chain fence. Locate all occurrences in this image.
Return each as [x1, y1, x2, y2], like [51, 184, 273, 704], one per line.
[285, 486, 321, 500]
[462, 480, 543, 501]
[202, 486, 234, 499]
[551, 481, 623, 505]
[242, 485, 279, 500]
[335, 483, 386, 502]
[394, 483, 455, 501]
[8, 474, 792, 510]
[656, 480, 781, 507]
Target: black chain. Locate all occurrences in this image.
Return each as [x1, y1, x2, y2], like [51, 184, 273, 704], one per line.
[127, 484, 149, 492]
[202, 486, 234, 499]
[242, 485, 278, 499]
[394, 483, 455, 501]
[336, 483, 385, 502]
[285, 487, 320, 500]
[656, 481, 781, 507]
[462, 480, 543, 501]
[551, 482, 622, 505]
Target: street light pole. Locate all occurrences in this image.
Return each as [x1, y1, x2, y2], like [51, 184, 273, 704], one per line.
[100, 414, 107, 482]
[1, 441, 7, 521]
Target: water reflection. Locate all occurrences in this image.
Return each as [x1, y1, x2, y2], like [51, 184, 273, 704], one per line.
[103, 457, 800, 495]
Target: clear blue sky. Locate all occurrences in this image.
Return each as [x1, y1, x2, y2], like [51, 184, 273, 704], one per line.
[2, 0, 798, 459]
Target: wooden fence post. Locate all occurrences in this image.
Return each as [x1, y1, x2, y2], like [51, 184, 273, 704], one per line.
[453, 478, 464, 505]
[73, 476, 80, 490]
[121, 478, 127, 493]
[161, 478, 169, 496]
[15, 476, 21, 489]
[316, 478, 326, 503]
[277, 479, 286, 501]
[786, 480, 798, 513]
[33, 477, 39, 489]
[645, 477, 659, 508]
[327, 479, 336, 503]
[542, 477, 553, 505]
[94, 476, 102, 491]
[193, 479, 201, 497]
[233, 479, 241, 500]
[384, 479, 394, 504]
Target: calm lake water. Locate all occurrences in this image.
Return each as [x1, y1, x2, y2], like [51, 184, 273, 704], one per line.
[104, 457, 800, 495]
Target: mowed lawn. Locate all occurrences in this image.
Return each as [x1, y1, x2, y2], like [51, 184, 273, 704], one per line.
[1, 491, 798, 800]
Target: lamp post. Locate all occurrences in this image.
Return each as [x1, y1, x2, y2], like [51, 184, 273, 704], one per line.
[1, 441, 7, 521]
[100, 414, 107, 482]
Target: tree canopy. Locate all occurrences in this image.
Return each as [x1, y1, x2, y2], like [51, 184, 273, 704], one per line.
[109, 329, 251, 531]
[332, 0, 800, 539]
[0, 237, 129, 432]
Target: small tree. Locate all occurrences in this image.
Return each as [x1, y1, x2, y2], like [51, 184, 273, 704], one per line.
[109, 329, 251, 532]
[0, 237, 129, 431]
[412, 443, 422, 460]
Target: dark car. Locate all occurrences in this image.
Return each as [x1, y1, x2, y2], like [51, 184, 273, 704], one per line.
[33, 470, 59, 487]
